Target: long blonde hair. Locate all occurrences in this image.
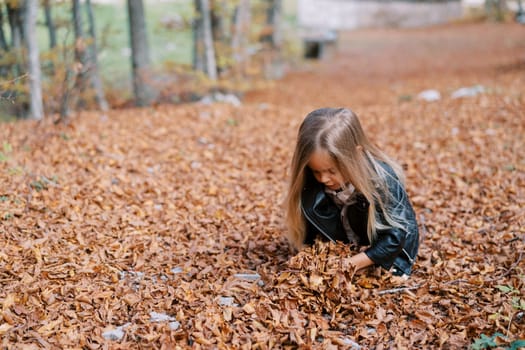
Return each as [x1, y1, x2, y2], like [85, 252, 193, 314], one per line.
[285, 108, 406, 249]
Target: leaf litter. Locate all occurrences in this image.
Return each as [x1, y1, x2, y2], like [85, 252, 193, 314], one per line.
[1, 22, 524, 349]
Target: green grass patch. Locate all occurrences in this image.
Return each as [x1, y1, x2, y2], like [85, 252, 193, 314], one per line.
[35, 2, 194, 91]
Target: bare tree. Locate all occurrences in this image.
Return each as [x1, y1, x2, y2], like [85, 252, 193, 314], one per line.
[265, 0, 282, 49]
[42, 0, 57, 76]
[72, 0, 88, 106]
[262, 0, 284, 79]
[200, 0, 217, 81]
[7, 3, 23, 79]
[57, 2, 83, 121]
[59, 0, 108, 116]
[127, 0, 154, 106]
[86, 0, 109, 112]
[211, 0, 228, 44]
[231, 0, 250, 67]
[192, 0, 205, 73]
[0, 8, 9, 52]
[485, 0, 507, 20]
[7, 4, 23, 49]
[0, 6, 10, 78]
[43, 0, 57, 50]
[24, 0, 44, 120]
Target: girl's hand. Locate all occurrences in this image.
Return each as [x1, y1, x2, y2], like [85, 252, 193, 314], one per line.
[347, 252, 374, 272]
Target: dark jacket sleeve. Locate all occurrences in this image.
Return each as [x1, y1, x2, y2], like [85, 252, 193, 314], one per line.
[364, 226, 406, 269]
[363, 172, 416, 271]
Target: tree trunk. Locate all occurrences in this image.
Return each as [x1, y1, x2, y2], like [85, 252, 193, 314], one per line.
[211, 0, 227, 43]
[485, 0, 506, 21]
[0, 6, 10, 78]
[59, 1, 83, 121]
[86, 0, 109, 112]
[72, 0, 88, 106]
[7, 4, 23, 48]
[7, 4, 23, 79]
[211, 0, 229, 76]
[262, 0, 284, 79]
[0, 8, 9, 52]
[58, 67, 76, 122]
[231, 0, 250, 65]
[6, 3, 26, 117]
[265, 0, 282, 49]
[127, 0, 154, 106]
[44, 0, 56, 49]
[24, 0, 44, 120]
[200, 0, 217, 81]
[192, 0, 205, 72]
[42, 0, 56, 75]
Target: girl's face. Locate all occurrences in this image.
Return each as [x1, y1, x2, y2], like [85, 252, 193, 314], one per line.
[308, 149, 346, 191]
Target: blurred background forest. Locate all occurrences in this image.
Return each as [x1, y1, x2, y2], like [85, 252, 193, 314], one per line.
[1, 0, 296, 122]
[0, 0, 523, 122]
[1, 1, 524, 349]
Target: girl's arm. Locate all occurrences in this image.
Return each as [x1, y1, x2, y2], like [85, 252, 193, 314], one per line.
[363, 173, 417, 271]
[348, 252, 375, 271]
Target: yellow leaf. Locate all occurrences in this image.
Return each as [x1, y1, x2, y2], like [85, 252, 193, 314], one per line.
[0, 323, 13, 335]
[357, 278, 375, 289]
[309, 273, 324, 289]
[38, 317, 63, 335]
[243, 303, 256, 314]
[2, 294, 15, 311]
[123, 293, 141, 306]
[223, 308, 232, 321]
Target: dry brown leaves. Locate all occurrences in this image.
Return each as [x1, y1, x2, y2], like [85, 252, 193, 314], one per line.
[1, 22, 524, 349]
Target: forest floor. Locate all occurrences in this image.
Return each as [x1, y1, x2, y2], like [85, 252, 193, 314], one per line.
[1, 21, 524, 349]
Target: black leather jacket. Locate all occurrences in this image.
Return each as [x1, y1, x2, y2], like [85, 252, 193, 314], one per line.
[301, 162, 419, 276]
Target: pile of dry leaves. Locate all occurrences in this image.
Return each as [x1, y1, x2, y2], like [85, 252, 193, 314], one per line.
[1, 22, 524, 349]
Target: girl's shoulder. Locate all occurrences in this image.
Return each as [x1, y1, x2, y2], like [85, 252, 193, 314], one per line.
[374, 159, 407, 199]
[375, 159, 400, 182]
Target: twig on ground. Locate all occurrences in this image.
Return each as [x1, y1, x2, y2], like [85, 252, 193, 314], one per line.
[505, 237, 520, 244]
[377, 284, 421, 295]
[443, 279, 470, 285]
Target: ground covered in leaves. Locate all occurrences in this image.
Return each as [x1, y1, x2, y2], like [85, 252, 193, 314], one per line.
[1, 22, 524, 349]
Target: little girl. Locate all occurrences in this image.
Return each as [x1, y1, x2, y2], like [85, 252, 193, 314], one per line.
[286, 108, 419, 276]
